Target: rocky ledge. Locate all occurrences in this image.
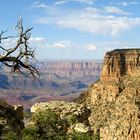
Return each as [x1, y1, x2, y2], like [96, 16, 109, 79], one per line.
[31, 101, 91, 134]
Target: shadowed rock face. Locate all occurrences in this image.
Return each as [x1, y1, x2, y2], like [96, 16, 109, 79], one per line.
[77, 49, 140, 140]
[0, 99, 24, 137]
[100, 49, 140, 82]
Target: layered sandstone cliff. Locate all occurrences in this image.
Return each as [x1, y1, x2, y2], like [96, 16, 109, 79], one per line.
[37, 60, 102, 77]
[77, 49, 140, 140]
[100, 49, 140, 81]
[0, 60, 102, 89]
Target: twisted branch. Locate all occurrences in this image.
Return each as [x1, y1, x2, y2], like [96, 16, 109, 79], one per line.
[0, 18, 39, 78]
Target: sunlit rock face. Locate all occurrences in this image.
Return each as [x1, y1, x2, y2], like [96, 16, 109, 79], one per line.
[30, 101, 91, 134]
[77, 49, 140, 140]
[100, 49, 140, 82]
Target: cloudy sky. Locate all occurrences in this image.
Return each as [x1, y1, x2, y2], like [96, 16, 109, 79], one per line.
[0, 0, 140, 59]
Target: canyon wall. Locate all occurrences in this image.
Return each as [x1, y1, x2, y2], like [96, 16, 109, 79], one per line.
[0, 60, 102, 89]
[0, 60, 102, 108]
[77, 49, 140, 140]
[100, 49, 140, 81]
[37, 60, 102, 77]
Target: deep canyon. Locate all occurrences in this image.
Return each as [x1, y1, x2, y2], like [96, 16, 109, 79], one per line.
[0, 60, 102, 109]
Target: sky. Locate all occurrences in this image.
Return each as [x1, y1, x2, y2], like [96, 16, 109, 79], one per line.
[0, 0, 140, 60]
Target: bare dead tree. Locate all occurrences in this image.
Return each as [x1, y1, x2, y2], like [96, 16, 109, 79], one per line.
[0, 18, 39, 78]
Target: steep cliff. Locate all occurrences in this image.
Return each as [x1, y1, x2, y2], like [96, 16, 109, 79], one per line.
[77, 49, 140, 140]
[100, 49, 140, 81]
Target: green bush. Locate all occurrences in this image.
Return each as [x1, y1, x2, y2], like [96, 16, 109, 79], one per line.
[30, 109, 69, 139]
[21, 109, 100, 140]
[67, 115, 77, 125]
[22, 127, 39, 140]
[68, 132, 100, 140]
[1, 131, 17, 140]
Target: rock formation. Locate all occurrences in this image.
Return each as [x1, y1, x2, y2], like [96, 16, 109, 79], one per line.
[30, 101, 91, 134]
[77, 49, 140, 140]
[100, 49, 140, 81]
[0, 60, 102, 89]
[37, 60, 102, 77]
[0, 99, 24, 138]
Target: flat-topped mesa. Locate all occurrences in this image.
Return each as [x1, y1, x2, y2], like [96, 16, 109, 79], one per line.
[100, 49, 140, 82]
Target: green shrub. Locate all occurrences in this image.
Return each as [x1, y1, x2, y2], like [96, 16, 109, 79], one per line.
[2, 131, 17, 140]
[22, 109, 100, 140]
[22, 126, 39, 140]
[68, 115, 77, 124]
[31, 109, 69, 139]
[68, 132, 100, 140]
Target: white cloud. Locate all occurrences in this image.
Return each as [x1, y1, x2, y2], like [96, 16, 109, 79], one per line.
[54, 0, 95, 5]
[1, 38, 17, 49]
[72, 0, 95, 5]
[34, 1, 140, 36]
[32, 1, 48, 8]
[1, 37, 139, 60]
[85, 44, 96, 51]
[33, 0, 95, 7]
[111, 1, 138, 7]
[54, 0, 68, 5]
[104, 6, 130, 15]
[0, 37, 75, 51]
[52, 40, 73, 48]
[48, 13, 140, 35]
[30, 37, 47, 42]
[117, 2, 129, 6]
[130, 1, 138, 5]
[29, 37, 49, 48]
[97, 40, 140, 51]
[0, 37, 49, 49]
[37, 6, 140, 35]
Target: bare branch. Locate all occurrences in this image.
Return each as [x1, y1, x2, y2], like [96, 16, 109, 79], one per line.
[0, 18, 40, 78]
[0, 46, 8, 51]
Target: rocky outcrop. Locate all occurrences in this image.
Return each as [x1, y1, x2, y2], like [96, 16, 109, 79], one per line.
[100, 49, 140, 82]
[77, 49, 140, 140]
[31, 101, 91, 134]
[0, 99, 24, 138]
[87, 75, 140, 140]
